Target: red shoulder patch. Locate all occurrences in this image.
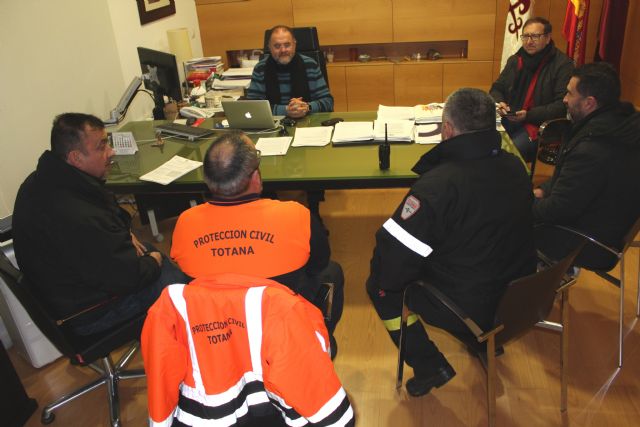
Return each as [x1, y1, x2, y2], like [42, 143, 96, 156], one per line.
[400, 195, 420, 220]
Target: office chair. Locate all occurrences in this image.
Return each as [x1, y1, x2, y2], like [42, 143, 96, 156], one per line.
[536, 216, 640, 367]
[396, 244, 583, 427]
[530, 118, 570, 179]
[263, 26, 330, 88]
[0, 251, 146, 427]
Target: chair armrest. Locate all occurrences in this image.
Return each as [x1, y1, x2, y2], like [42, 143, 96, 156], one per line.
[534, 223, 620, 258]
[538, 118, 570, 146]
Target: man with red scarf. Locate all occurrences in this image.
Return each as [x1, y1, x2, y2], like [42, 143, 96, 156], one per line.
[491, 17, 574, 162]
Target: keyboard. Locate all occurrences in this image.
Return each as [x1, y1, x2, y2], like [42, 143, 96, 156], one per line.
[110, 132, 138, 155]
[155, 123, 216, 141]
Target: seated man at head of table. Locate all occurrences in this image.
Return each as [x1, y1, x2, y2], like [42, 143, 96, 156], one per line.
[12, 113, 189, 335]
[366, 88, 537, 397]
[490, 16, 574, 162]
[170, 131, 344, 353]
[533, 62, 640, 270]
[246, 24, 333, 119]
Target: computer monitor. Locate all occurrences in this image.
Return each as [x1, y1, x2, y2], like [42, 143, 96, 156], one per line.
[137, 47, 183, 119]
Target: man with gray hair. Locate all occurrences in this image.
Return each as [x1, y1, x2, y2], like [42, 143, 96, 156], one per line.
[171, 131, 344, 354]
[367, 88, 536, 396]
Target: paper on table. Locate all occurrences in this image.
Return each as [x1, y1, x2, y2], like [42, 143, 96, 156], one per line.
[221, 67, 255, 78]
[414, 103, 444, 124]
[139, 155, 202, 185]
[374, 120, 415, 142]
[212, 78, 251, 89]
[292, 126, 333, 147]
[414, 123, 442, 144]
[332, 121, 374, 142]
[256, 137, 292, 156]
[377, 105, 415, 121]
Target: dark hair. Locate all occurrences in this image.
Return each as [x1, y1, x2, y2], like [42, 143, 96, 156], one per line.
[443, 88, 496, 134]
[571, 62, 621, 108]
[51, 113, 105, 160]
[269, 25, 296, 42]
[523, 17, 552, 34]
[203, 131, 260, 197]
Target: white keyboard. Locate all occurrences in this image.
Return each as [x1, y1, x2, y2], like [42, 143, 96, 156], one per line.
[110, 132, 138, 155]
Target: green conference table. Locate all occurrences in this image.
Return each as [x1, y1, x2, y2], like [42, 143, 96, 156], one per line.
[106, 111, 520, 194]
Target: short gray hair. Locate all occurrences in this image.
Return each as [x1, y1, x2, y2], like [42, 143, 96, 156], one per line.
[203, 131, 259, 197]
[442, 88, 496, 134]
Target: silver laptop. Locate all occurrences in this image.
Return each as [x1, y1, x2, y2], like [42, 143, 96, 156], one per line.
[222, 100, 278, 130]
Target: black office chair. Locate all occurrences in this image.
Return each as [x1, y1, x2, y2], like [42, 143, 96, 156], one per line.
[0, 251, 146, 427]
[396, 244, 583, 427]
[263, 26, 330, 88]
[536, 216, 640, 368]
[530, 118, 570, 178]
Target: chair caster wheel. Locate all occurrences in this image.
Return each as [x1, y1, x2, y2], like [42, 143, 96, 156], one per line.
[41, 412, 55, 424]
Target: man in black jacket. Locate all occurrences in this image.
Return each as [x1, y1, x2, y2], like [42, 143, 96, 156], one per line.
[533, 62, 640, 270]
[490, 17, 574, 162]
[367, 88, 536, 397]
[13, 113, 188, 335]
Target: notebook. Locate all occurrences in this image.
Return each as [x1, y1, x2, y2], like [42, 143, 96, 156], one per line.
[221, 100, 278, 130]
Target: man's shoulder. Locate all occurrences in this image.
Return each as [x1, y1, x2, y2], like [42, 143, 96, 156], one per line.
[298, 53, 319, 67]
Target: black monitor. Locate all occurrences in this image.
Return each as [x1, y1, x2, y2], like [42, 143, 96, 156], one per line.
[137, 47, 182, 118]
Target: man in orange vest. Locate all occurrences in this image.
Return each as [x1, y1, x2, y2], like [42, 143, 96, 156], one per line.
[171, 131, 344, 355]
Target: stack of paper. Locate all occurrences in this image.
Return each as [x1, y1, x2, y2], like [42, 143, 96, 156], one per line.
[377, 105, 415, 121]
[292, 127, 333, 147]
[221, 67, 254, 79]
[139, 156, 202, 185]
[414, 103, 444, 124]
[255, 137, 292, 156]
[374, 120, 415, 142]
[331, 121, 374, 142]
[414, 123, 442, 144]
[212, 78, 251, 89]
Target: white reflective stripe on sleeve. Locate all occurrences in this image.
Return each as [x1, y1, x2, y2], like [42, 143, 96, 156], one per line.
[245, 286, 265, 376]
[307, 387, 350, 424]
[383, 218, 433, 257]
[149, 413, 174, 427]
[167, 284, 204, 391]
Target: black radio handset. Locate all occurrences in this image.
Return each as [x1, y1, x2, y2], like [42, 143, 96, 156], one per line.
[379, 123, 390, 170]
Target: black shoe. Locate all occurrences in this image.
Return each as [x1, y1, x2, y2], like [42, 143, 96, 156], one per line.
[406, 363, 456, 397]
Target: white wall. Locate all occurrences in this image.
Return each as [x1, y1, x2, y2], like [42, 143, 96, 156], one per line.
[0, 0, 202, 218]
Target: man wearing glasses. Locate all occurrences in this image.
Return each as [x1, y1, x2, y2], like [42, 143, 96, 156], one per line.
[490, 17, 574, 162]
[170, 131, 344, 355]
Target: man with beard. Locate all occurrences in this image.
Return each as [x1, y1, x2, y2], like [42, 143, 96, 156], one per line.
[490, 17, 574, 162]
[246, 25, 333, 118]
[533, 62, 640, 269]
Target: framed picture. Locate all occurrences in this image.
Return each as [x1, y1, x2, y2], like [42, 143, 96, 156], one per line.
[136, 0, 176, 25]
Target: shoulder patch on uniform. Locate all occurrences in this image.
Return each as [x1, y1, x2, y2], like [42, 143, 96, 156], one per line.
[400, 195, 421, 220]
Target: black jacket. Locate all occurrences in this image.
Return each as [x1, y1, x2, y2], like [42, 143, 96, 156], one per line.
[533, 103, 640, 269]
[490, 43, 574, 126]
[12, 151, 160, 321]
[368, 130, 536, 320]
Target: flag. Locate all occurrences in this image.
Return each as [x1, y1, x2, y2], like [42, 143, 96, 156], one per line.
[563, 0, 590, 66]
[594, 0, 629, 69]
[500, 0, 534, 71]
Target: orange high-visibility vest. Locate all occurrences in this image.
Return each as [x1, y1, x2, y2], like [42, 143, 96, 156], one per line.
[141, 274, 354, 426]
[171, 199, 310, 279]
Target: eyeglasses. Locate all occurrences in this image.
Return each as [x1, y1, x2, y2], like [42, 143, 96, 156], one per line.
[520, 33, 548, 41]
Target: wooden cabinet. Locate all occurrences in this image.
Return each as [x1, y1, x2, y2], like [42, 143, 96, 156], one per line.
[345, 63, 394, 111]
[292, 0, 393, 45]
[327, 66, 348, 112]
[394, 62, 444, 105]
[442, 62, 493, 98]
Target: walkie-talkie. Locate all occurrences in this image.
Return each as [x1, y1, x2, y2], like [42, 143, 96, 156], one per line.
[379, 123, 390, 170]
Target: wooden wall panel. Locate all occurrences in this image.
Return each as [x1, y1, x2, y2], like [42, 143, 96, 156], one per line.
[196, 0, 292, 59]
[620, 0, 640, 106]
[442, 62, 493, 99]
[394, 63, 444, 105]
[392, 0, 497, 60]
[292, 0, 393, 45]
[345, 64, 394, 111]
[327, 65, 348, 112]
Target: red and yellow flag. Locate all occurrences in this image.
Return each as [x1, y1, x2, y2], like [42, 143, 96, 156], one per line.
[563, 0, 590, 65]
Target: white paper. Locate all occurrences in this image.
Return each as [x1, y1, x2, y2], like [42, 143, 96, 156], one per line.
[377, 105, 415, 121]
[414, 123, 442, 144]
[331, 121, 374, 142]
[256, 137, 292, 156]
[212, 78, 251, 89]
[292, 126, 333, 147]
[221, 67, 255, 78]
[414, 103, 444, 124]
[139, 156, 202, 185]
[374, 120, 415, 142]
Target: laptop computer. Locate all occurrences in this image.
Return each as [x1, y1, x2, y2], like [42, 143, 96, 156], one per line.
[222, 100, 278, 130]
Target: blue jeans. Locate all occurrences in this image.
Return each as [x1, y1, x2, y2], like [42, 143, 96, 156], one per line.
[72, 253, 190, 335]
